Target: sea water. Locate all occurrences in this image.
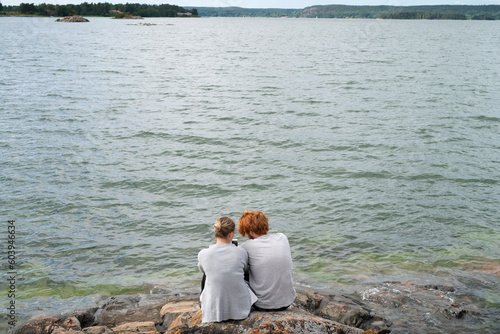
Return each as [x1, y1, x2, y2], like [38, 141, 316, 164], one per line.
[1, 16, 499, 333]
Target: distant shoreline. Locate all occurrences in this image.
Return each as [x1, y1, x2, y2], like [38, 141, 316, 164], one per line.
[187, 4, 499, 19]
[1, 4, 499, 20]
[0, 14, 497, 21]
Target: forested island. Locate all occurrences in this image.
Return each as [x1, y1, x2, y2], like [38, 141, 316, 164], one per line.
[1, 2, 499, 20]
[0, 2, 198, 17]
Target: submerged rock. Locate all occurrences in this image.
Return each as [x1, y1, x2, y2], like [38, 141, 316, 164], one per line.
[359, 281, 480, 332]
[361, 281, 477, 317]
[93, 294, 167, 327]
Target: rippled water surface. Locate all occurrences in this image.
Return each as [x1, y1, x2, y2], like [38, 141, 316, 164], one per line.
[1, 17, 499, 333]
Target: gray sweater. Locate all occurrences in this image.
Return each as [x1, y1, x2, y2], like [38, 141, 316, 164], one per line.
[198, 243, 257, 323]
[241, 233, 296, 309]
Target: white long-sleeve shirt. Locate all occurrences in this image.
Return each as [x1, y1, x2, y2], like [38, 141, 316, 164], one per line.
[198, 243, 257, 323]
[241, 233, 296, 309]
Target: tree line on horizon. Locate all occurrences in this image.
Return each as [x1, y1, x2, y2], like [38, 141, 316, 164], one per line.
[0, 2, 198, 17]
[296, 4, 499, 20]
[1, 2, 498, 20]
[380, 11, 495, 20]
[185, 4, 499, 20]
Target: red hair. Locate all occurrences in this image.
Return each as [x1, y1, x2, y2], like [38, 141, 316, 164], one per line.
[238, 211, 269, 237]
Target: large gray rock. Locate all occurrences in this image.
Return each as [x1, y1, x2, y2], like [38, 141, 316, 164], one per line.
[292, 288, 392, 333]
[93, 294, 175, 327]
[15, 316, 64, 334]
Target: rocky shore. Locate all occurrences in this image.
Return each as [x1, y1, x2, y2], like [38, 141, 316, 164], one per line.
[15, 287, 392, 334]
[13, 281, 479, 334]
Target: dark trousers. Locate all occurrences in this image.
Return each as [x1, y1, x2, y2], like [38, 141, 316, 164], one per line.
[253, 305, 290, 312]
[201, 274, 206, 292]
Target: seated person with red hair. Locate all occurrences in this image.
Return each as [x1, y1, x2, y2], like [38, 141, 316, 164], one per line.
[238, 211, 296, 311]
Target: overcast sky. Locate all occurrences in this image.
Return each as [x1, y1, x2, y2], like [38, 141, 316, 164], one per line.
[2, 0, 499, 8]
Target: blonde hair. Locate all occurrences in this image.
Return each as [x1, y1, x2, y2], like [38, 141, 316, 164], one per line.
[214, 216, 235, 238]
[238, 211, 269, 237]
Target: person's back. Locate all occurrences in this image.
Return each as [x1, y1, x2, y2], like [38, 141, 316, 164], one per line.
[240, 232, 295, 309]
[197, 216, 257, 323]
[198, 244, 255, 322]
[238, 211, 296, 310]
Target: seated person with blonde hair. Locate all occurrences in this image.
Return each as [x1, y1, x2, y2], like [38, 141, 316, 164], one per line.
[198, 216, 257, 323]
[238, 211, 296, 311]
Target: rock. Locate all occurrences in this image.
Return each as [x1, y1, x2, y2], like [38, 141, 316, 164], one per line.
[291, 288, 323, 310]
[166, 309, 364, 334]
[82, 327, 113, 334]
[62, 317, 81, 331]
[440, 304, 468, 319]
[57, 15, 89, 22]
[73, 308, 99, 329]
[361, 282, 463, 311]
[292, 288, 392, 333]
[360, 281, 480, 332]
[166, 310, 202, 331]
[111, 321, 157, 333]
[480, 262, 500, 277]
[93, 294, 173, 327]
[464, 261, 500, 277]
[158, 298, 201, 331]
[160, 299, 200, 318]
[15, 289, 390, 334]
[16, 316, 64, 334]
